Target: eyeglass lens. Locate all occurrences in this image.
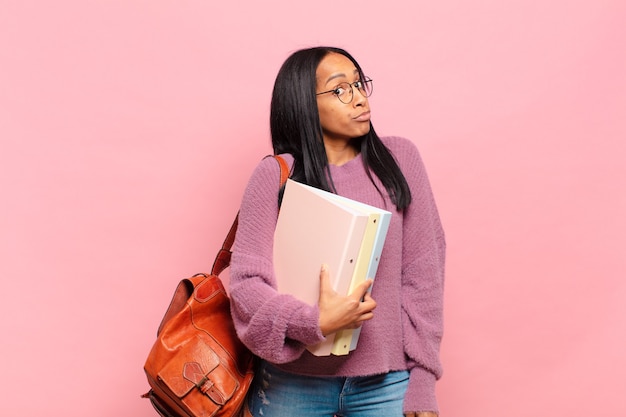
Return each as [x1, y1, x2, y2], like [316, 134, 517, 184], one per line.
[337, 79, 373, 104]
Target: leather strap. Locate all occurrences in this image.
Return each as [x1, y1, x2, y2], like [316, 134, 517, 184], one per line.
[210, 155, 289, 276]
[275, 154, 290, 186]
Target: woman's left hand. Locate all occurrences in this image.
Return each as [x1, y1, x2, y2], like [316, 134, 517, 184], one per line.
[404, 413, 438, 417]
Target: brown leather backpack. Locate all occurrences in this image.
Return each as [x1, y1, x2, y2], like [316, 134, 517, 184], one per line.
[143, 155, 289, 416]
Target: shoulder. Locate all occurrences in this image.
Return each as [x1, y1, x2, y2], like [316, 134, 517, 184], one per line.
[380, 136, 424, 169]
[247, 154, 294, 187]
[237, 154, 294, 231]
[240, 153, 294, 206]
[380, 135, 416, 151]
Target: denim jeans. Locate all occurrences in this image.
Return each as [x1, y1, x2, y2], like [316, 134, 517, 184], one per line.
[247, 361, 409, 417]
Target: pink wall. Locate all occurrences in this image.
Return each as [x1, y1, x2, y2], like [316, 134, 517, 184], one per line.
[1, 1, 625, 415]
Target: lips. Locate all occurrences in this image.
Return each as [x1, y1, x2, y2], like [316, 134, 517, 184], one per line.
[353, 111, 371, 122]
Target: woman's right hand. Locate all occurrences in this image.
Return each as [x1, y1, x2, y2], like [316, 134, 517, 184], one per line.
[317, 264, 377, 336]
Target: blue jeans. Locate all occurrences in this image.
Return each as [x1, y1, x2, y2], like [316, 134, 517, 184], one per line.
[247, 361, 409, 417]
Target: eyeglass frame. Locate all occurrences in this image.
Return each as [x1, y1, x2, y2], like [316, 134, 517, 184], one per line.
[315, 77, 373, 104]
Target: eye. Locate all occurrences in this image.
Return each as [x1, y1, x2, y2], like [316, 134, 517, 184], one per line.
[333, 86, 347, 96]
[353, 80, 363, 89]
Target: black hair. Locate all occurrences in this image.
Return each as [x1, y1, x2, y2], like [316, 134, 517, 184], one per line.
[270, 46, 411, 210]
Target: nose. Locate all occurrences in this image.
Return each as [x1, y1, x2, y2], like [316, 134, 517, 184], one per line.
[352, 84, 367, 107]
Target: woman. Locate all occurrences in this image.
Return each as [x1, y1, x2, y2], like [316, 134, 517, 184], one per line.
[229, 46, 445, 417]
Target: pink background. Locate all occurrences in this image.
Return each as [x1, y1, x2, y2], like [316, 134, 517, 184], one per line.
[1, 1, 625, 415]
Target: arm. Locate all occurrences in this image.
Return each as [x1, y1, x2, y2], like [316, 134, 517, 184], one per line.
[393, 138, 446, 414]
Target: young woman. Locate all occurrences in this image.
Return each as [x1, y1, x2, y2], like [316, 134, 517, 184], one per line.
[229, 46, 445, 417]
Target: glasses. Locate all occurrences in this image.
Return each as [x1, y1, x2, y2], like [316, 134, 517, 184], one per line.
[316, 77, 373, 104]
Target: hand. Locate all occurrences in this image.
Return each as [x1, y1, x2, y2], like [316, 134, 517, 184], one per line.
[404, 413, 438, 417]
[317, 264, 377, 336]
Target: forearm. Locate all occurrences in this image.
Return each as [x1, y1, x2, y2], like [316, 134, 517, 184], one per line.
[229, 262, 325, 363]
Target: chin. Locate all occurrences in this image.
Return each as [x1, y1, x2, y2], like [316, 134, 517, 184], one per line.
[357, 126, 371, 137]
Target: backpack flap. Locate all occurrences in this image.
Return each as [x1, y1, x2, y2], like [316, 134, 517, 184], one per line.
[158, 335, 238, 406]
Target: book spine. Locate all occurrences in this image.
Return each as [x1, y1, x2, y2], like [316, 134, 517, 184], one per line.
[347, 211, 391, 352]
[330, 213, 381, 355]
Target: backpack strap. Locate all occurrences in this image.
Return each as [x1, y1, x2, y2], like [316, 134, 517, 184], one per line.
[210, 155, 289, 276]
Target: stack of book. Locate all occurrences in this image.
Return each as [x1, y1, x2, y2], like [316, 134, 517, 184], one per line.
[273, 179, 391, 356]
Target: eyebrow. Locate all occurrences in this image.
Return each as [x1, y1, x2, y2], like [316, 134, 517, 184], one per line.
[324, 69, 359, 85]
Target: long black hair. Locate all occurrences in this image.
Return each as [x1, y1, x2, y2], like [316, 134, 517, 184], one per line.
[270, 46, 411, 210]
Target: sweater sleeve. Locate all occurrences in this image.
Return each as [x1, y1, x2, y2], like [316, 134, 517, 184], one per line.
[388, 138, 446, 413]
[228, 156, 326, 364]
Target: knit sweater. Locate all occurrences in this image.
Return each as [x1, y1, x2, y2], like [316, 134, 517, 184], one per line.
[229, 136, 445, 413]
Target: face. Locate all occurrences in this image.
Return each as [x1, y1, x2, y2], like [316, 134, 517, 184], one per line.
[315, 53, 371, 145]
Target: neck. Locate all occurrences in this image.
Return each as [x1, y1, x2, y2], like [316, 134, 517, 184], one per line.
[324, 139, 358, 166]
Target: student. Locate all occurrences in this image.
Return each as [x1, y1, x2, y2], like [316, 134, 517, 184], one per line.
[229, 46, 445, 417]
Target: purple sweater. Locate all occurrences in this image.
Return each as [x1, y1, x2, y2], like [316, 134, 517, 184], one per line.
[229, 136, 445, 413]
